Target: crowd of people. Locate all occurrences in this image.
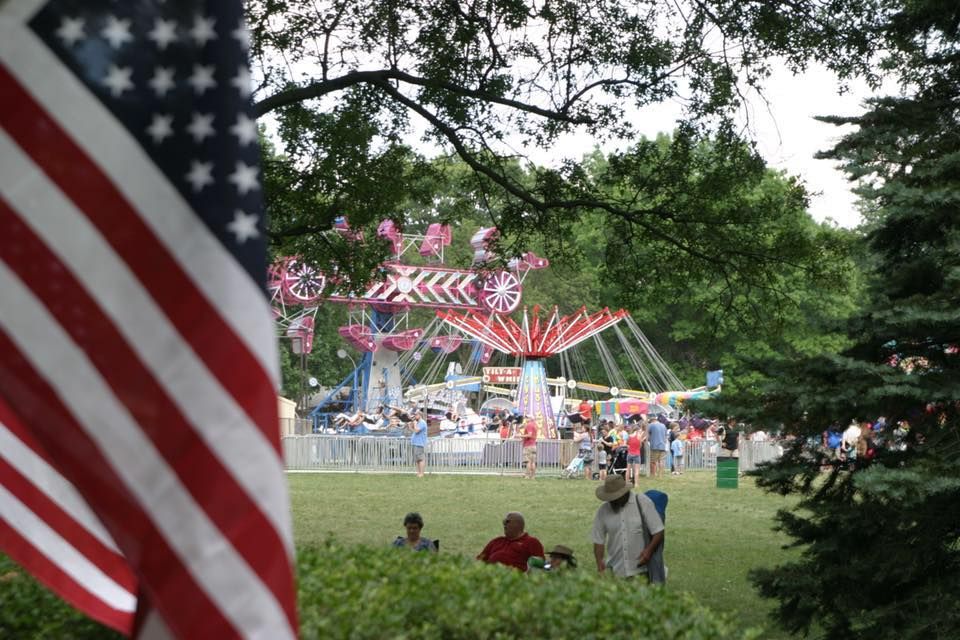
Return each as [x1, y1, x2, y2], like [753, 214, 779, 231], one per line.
[562, 415, 752, 485]
[331, 399, 786, 481]
[391, 472, 667, 583]
[820, 416, 908, 469]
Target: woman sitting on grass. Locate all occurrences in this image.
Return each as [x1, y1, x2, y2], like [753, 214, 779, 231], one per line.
[392, 512, 437, 552]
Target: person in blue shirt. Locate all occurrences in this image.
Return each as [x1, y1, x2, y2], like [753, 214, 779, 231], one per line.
[647, 417, 668, 478]
[410, 410, 429, 477]
[670, 432, 685, 475]
[392, 512, 436, 551]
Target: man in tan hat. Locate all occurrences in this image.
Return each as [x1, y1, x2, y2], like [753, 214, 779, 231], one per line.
[591, 475, 665, 583]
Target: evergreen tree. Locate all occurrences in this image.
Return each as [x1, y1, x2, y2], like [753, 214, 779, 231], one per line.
[730, 3, 960, 637]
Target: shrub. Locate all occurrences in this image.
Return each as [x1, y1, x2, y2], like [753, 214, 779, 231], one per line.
[3, 544, 756, 639]
[297, 542, 756, 639]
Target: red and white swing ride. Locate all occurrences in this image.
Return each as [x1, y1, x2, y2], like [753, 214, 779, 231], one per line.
[269, 218, 718, 436]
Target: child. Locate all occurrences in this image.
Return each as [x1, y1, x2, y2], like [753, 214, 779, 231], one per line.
[671, 433, 685, 475]
[596, 427, 609, 481]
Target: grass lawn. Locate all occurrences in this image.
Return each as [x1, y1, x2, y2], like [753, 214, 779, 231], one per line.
[289, 469, 799, 638]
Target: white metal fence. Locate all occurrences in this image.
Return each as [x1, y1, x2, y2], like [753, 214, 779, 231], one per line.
[281, 435, 783, 476]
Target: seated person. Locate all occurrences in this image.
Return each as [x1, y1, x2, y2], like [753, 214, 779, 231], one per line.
[439, 411, 458, 432]
[333, 411, 365, 428]
[365, 406, 389, 428]
[392, 512, 436, 552]
[477, 512, 544, 571]
[546, 544, 577, 571]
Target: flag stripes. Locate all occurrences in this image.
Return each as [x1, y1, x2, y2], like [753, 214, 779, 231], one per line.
[0, 278, 292, 637]
[0, 128, 293, 551]
[0, 20, 280, 388]
[0, 456, 135, 594]
[0, 61, 281, 454]
[0, 500, 134, 633]
[0, 3, 297, 636]
[0, 198, 297, 628]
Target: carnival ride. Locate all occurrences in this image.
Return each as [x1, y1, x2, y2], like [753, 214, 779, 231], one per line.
[269, 218, 720, 435]
[435, 305, 720, 438]
[436, 306, 628, 438]
[269, 219, 549, 425]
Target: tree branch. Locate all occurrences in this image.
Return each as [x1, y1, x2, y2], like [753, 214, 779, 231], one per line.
[254, 68, 596, 123]
[370, 78, 721, 265]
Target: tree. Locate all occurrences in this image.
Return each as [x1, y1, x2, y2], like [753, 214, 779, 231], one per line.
[283, 138, 862, 399]
[723, 2, 960, 637]
[247, 0, 885, 315]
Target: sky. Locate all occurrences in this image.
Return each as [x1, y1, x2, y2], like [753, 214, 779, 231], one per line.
[538, 63, 872, 229]
[738, 65, 870, 228]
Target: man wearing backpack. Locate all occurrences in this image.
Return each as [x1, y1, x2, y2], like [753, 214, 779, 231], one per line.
[591, 475, 665, 584]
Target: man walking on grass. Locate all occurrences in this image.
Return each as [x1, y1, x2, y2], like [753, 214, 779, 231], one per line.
[521, 415, 538, 479]
[591, 475, 665, 584]
[647, 416, 668, 478]
[410, 410, 428, 477]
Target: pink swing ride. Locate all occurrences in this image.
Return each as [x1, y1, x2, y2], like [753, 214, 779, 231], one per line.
[269, 218, 707, 436]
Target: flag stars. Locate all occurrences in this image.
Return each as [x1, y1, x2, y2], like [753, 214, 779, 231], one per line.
[187, 112, 215, 143]
[228, 162, 260, 194]
[185, 161, 214, 192]
[227, 210, 260, 243]
[189, 15, 217, 47]
[231, 66, 253, 98]
[147, 18, 178, 50]
[230, 113, 258, 146]
[56, 16, 85, 46]
[232, 23, 251, 50]
[103, 65, 134, 97]
[146, 114, 174, 144]
[149, 67, 175, 97]
[101, 16, 133, 49]
[188, 65, 217, 95]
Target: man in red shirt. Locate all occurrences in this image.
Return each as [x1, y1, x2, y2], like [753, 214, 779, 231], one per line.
[477, 512, 544, 571]
[521, 416, 538, 479]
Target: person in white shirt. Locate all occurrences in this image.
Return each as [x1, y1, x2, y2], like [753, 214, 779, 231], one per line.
[591, 475, 664, 583]
[842, 421, 862, 462]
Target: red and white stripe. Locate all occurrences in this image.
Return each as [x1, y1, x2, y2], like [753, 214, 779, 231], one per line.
[0, 10, 297, 640]
[0, 404, 137, 634]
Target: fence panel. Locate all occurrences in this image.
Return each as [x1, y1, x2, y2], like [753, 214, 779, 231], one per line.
[282, 435, 579, 475]
[281, 435, 782, 475]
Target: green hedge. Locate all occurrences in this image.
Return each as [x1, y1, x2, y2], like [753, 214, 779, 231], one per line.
[2, 547, 755, 639]
[298, 542, 755, 639]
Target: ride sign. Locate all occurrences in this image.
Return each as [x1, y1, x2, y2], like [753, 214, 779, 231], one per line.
[482, 367, 522, 384]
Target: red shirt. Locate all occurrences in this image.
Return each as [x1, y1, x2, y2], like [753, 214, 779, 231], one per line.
[522, 420, 537, 447]
[479, 533, 545, 571]
[578, 401, 591, 421]
[499, 424, 510, 440]
[627, 432, 642, 456]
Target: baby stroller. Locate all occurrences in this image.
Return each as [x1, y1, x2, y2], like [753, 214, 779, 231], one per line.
[608, 446, 628, 478]
[561, 453, 586, 479]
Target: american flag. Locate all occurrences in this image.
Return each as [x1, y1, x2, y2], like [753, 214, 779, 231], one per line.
[0, 1, 297, 638]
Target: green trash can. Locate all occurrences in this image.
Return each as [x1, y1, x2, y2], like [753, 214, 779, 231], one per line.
[716, 456, 738, 489]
